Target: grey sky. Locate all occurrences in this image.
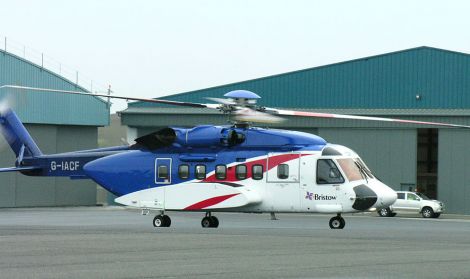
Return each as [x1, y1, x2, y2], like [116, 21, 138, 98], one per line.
[1, 0, 469, 112]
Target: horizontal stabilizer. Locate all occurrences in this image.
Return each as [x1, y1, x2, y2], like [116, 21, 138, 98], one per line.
[0, 166, 41, 173]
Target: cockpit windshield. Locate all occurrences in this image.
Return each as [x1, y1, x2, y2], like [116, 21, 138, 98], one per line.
[337, 159, 363, 182]
[336, 158, 375, 182]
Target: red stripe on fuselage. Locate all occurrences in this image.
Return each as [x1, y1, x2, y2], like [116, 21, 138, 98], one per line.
[183, 193, 240, 210]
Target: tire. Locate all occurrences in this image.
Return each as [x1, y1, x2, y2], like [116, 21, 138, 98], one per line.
[339, 217, 346, 229]
[209, 216, 219, 228]
[432, 213, 441, 218]
[162, 215, 171, 227]
[378, 207, 392, 217]
[201, 217, 212, 228]
[329, 216, 344, 229]
[153, 215, 164, 227]
[422, 207, 434, 218]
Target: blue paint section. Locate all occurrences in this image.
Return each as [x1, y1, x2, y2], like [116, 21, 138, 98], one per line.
[82, 127, 326, 196]
[0, 112, 328, 197]
[224, 90, 260, 99]
[0, 109, 42, 158]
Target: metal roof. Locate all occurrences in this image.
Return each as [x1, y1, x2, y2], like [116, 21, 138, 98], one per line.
[127, 46, 470, 110]
[0, 50, 109, 126]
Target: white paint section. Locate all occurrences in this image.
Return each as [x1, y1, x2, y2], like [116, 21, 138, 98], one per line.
[115, 186, 165, 209]
[115, 182, 261, 210]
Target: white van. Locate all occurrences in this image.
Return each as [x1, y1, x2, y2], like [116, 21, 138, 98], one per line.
[377, 191, 444, 218]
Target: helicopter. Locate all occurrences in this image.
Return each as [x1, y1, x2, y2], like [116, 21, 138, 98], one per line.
[1, 85, 469, 229]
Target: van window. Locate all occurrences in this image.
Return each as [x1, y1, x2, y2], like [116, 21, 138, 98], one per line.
[215, 165, 227, 180]
[236, 165, 247, 180]
[195, 165, 206, 180]
[178, 164, 189, 179]
[252, 164, 263, 180]
[317, 159, 344, 184]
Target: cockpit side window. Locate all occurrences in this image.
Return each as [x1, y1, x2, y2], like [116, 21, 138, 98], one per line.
[337, 158, 363, 182]
[316, 159, 344, 184]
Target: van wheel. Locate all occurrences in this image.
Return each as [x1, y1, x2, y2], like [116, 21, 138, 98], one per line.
[422, 207, 434, 218]
[378, 207, 392, 217]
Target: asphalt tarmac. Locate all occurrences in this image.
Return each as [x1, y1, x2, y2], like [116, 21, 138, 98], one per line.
[0, 207, 469, 279]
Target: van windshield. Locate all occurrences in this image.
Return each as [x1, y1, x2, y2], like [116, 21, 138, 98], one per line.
[416, 192, 430, 200]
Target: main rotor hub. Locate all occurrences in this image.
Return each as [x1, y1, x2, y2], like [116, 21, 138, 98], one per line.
[224, 90, 260, 106]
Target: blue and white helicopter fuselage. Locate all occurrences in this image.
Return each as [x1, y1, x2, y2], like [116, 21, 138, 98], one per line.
[3, 110, 396, 229]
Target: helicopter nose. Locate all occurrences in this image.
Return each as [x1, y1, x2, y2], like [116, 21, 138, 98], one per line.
[374, 182, 397, 208]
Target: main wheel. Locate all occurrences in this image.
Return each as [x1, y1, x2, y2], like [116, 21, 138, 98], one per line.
[422, 207, 434, 218]
[162, 215, 171, 227]
[201, 216, 212, 228]
[153, 215, 171, 227]
[329, 216, 344, 229]
[378, 207, 392, 217]
[209, 216, 219, 228]
[153, 215, 164, 227]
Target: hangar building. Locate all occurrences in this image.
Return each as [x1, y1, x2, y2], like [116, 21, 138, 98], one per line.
[121, 46, 470, 215]
[0, 49, 109, 207]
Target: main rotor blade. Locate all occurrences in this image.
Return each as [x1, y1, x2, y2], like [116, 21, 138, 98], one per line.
[0, 85, 219, 109]
[270, 108, 470, 129]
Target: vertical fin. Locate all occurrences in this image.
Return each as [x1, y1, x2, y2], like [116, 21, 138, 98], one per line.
[0, 108, 42, 158]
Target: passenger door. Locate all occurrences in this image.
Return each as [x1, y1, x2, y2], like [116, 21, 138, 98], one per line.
[267, 152, 300, 211]
[403, 192, 421, 212]
[300, 157, 345, 213]
[392, 192, 407, 210]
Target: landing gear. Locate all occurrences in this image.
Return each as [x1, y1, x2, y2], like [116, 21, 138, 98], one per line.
[329, 214, 345, 229]
[153, 214, 171, 227]
[201, 212, 219, 228]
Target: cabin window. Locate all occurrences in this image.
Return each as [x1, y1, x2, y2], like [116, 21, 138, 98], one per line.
[178, 164, 189, 179]
[236, 164, 247, 180]
[316, 159, 344, 184]
[277, 164, 289, 179]
[215, 165, 227, 180]
[252, 164, 264, 180]
[158, 165, 169, 179]
[397, 193, 405, 199]
[195, 165, 206, 180]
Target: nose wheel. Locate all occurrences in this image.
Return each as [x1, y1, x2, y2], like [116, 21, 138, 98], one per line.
[329, 214, 345, 229]
[201, 213, 219, 228]
[153, 214, 171, 227]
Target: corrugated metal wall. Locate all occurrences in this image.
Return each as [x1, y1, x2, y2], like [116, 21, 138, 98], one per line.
[0, 49, 109, 207]
[0, 50, 109, 126]
[438, 130, 470, 214]
[0, 124, 97, 207]
[318, 128, 417, 191]
[129, 47, 470, 110]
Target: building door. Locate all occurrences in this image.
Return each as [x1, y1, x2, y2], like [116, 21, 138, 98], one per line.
[417, 129, 438, 199]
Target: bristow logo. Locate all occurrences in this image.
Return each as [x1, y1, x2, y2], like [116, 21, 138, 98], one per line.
[305, 191, 336, 201]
